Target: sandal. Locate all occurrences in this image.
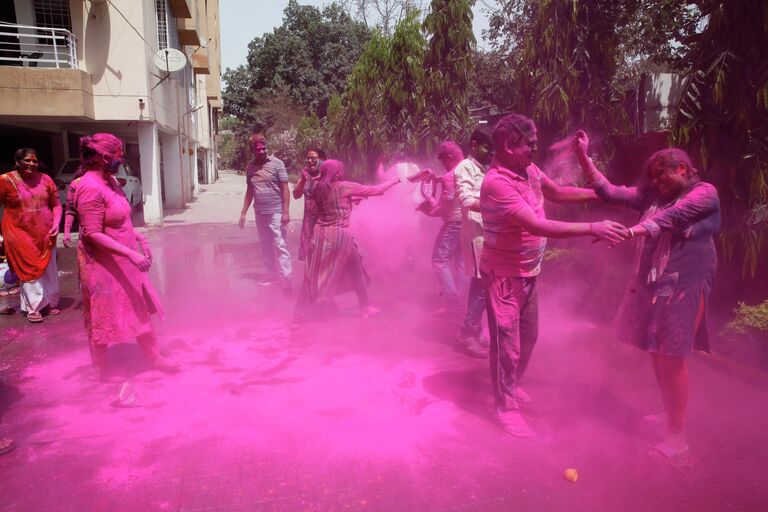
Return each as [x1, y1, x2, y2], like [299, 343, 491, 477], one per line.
[48, 308, 61, 315]
[0, 306, 14, 315]
[0, 437, 16, 455]
[27, 312, 43, 323]
[651, 441, 690, 460]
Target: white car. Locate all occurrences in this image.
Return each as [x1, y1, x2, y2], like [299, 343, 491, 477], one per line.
[54, 158, 143, 210]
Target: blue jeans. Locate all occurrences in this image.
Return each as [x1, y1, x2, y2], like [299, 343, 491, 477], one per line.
[461, 277, 486, 336]
[255, 212, 292, 280]
[432, 221, 464, 309]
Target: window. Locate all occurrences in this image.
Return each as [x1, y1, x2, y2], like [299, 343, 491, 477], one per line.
[33, 0, 72, 31]
[33, 0, 72, 45]
[155, 0, 179, 51]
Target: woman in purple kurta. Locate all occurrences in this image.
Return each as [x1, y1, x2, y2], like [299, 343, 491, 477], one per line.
[73, 133, 175, 379]
[576, 131, 720, 459]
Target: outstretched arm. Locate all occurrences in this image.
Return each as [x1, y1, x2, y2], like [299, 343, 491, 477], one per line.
[628, 183, 719, 240]
[340, 178, 399, 199]
[540, 172, 599, 203]
[510, 203, 627, 243]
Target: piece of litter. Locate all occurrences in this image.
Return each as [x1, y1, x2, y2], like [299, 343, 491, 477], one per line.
[112, 382, 141, 408]
[564, 468, 578, 482]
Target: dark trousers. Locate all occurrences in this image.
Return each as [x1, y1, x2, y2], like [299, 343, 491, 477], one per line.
[482, 272, 539, 411]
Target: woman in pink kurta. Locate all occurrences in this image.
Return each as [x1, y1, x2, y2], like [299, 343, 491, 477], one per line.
[73, 133, 176, 379]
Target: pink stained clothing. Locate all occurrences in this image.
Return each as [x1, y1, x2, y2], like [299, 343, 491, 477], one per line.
[439, 170, 464, 223]
[454, 156, 486, 278]
[479, 160, 547, 277]
[74, 171, 163, 346]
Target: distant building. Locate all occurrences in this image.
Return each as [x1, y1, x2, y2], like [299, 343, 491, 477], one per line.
[0, 0, 222, 225]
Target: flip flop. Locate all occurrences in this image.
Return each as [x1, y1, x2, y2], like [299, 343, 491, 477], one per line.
[0, 438, 16, 455]
[651, 441, 690, 460]
[48, 308, 61, 315]
[0, 306, 14, 315]
[27, 312, 43, 323]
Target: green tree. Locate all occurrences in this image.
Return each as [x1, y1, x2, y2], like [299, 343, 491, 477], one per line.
[333, 31, 392, 180]
[333, 11, 428, 178]
[421, 0, 475, 152]
[221, 1, 372, 173]
[484, 0, 697, 156]
[671, 0, 768, 277]
[383, 10, 427, 154]
[242, 1, 370, 117]
[340, 0, 426, 36]
[490, 0, 630, 155]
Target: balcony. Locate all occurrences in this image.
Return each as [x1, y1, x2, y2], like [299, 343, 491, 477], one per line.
[177, 18, 201, 46]
[168, 0, 193, 19]
[191, 49, 210, 75]
[0, 22, 78, 69]
[0, 66, 94, 119]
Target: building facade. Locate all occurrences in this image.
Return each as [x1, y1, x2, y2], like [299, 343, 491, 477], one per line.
[0, 0, 222, 225]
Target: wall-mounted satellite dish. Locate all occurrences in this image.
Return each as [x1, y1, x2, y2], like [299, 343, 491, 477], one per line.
[153, 48, 187, 73]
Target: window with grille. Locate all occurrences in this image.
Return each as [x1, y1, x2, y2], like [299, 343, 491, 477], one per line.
[155, 0, 179, 51]
[33, 0, 72, 44]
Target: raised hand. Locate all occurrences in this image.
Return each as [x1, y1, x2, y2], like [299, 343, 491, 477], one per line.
[574, 130, 589, 156]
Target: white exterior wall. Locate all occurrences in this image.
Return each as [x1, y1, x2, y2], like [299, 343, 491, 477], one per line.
[1, 0, 221, 222]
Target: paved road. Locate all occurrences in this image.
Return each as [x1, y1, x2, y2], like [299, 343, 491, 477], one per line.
[0, 171, 766, 511]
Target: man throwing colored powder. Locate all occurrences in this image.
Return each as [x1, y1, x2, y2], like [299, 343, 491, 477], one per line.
[480, 113, 627, 437]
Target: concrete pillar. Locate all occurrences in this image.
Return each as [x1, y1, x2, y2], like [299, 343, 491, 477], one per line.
[192, 145, 200, 193]
[180, 137, 192, 203]
[137, 123, 164, 226]
[209, 148, 217, 182]
[161, 132, 183, 209]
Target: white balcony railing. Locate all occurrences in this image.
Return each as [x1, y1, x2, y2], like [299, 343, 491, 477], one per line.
[0, 22, 77, 69]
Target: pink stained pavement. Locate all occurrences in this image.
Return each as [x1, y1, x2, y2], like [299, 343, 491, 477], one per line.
[0, 171, 765, 511]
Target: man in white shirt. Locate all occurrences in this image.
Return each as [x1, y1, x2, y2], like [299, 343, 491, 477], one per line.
[454, 126, 494, 357]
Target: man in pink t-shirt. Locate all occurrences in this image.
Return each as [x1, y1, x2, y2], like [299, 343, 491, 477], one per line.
[480, 113, 628, 437]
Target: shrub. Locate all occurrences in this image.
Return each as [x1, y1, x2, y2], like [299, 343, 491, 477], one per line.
[725, 299, 768, 336]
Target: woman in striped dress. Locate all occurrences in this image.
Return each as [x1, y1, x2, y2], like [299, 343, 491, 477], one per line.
[295, 160, 399, 322]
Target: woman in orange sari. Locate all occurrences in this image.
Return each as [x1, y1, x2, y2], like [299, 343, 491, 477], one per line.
[0, 148, 62, 322]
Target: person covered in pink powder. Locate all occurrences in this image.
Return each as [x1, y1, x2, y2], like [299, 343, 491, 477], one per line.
[0, 148, 62, 323]
[575, 131, 720, 460]
[454, 126, 495, 358]
[293, 147, 324, 262]
[417, 141, 467, 318]
[480, 114, 627, 437]
[73, 133, 177, 380]
[294, 159, 399, 324]
[62, 165, 87, 248]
